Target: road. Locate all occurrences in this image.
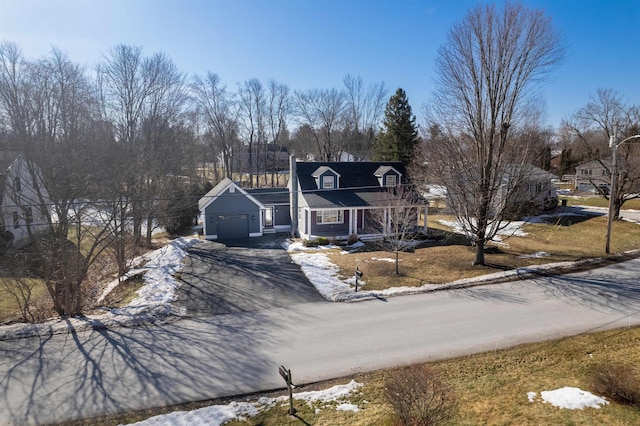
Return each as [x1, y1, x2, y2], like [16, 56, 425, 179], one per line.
[570, 205, 640, 222]
[1, 258, 640, 425]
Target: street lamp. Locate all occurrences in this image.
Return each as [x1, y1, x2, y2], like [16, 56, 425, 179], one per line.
[605, 126, 640, 253]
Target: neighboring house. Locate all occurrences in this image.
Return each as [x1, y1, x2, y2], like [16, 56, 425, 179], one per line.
[498, 164, 558, 213]
[574, 160, 611, 193]
[199, 157, 427, 241]
[0, 153, 50, 249]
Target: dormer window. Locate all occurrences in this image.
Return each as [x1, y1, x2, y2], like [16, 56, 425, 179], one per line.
[374, 165, 402, 188]
[312, 166, 340, 190]
[322, 176, 335, 189]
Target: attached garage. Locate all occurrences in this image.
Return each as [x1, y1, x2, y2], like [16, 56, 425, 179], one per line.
[198, 178, 263, 240]
[217, 214, 249, 239]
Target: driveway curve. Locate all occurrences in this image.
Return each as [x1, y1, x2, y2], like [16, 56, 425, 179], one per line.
[174, 236, 324, 317]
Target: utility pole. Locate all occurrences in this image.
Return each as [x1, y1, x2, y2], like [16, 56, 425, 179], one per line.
[605, 125, 640, 254]
[605, 124, 618, 254]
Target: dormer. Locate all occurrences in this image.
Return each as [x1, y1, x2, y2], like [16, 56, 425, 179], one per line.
[374, 165, 402, 188]
[312, 166, 341, 190]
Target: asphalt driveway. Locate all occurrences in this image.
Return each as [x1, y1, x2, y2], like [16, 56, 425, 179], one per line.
[174, 234, 324, 316]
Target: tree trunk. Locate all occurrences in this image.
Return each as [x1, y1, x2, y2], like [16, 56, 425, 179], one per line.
[146, 215, 153, 247]
[473, 239, 486, 266]
[395, 249, 399, 274]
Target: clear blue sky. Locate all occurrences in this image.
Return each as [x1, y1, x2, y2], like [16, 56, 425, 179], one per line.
[1, 0, 638, 129]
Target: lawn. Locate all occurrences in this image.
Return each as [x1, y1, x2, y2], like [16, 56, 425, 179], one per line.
[562, 196, 640, 210]
[326, 213, 640, 292]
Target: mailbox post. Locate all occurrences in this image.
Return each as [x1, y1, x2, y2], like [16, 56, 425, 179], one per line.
[355, 266, 363, 292]
[279, 365, 296, 415]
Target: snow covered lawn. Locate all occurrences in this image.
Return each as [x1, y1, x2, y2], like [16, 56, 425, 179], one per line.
[127, 380, 363, 426]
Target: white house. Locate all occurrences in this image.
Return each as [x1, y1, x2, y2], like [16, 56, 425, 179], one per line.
[0, 153, 50, 249]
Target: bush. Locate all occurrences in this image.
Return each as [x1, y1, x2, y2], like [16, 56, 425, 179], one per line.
[303, 239, 318, 247]
[384, 365, 457, 426]
[317, 237, 330, 246]
[589, 363, 640, 406]
[347, 233, 359, 245]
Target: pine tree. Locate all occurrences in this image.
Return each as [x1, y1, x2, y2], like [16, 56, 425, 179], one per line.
[374, 88, 418, 164]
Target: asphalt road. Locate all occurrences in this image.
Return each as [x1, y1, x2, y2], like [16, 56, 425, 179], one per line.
[1, 258, 640, 425]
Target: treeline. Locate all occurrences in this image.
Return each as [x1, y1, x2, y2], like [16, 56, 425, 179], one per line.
[0, 41, 400, 317]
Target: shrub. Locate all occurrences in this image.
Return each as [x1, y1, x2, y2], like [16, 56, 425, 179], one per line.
[303, 239, 318, 247]
[317, 237, 330, 246]
[384, 365, 457, 426]
[347, 233, 359, 245]
[589, 362, 640, 406]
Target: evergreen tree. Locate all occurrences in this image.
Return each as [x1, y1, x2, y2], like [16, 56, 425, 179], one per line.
[374, 88, 418, 164]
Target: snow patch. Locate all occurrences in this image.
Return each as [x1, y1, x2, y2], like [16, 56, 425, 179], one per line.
[519, 251, 551, 259]
[529, 387, 609, 410]
[127, 380, 363, 425]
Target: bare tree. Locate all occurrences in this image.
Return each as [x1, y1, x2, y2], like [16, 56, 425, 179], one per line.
[426, 2, 565, 265]
[343, 74, 387, 160]
[295, 87, 346, 161]
[0, 45, 117, 317]
[565, 89, 640, 218]
[238, 78, 266, 187]
[139, 52, 188, 246]
[367, 186, 423, 275]
[266, 79, 291, 186]
[191, 72, 239, 179]
[97, 44, 152, 265]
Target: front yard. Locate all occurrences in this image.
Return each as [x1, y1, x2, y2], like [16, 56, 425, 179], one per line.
[324, 212, 640, 293]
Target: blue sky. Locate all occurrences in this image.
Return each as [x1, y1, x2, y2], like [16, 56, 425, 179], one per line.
[1, 0, 638, 129]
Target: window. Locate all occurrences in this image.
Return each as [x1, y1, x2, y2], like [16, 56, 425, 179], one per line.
[12, 211, 19, 228]
[14, 177, 21, 193]
[321, 176, 334, 189]
[26, 207, 33, 224]
[385, 174, 397, 187]
[317, 210, 343, 224]
[264, 207, 273, 227]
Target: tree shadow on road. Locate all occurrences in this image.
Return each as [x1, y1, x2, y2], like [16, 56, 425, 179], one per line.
[0, 309, 293, 425]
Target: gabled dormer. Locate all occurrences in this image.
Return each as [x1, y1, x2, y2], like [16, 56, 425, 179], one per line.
[312, 166, 341, 190]
[374, 165, 402, 188]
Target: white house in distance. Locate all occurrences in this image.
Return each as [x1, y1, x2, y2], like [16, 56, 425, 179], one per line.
[574, 160, 611, 193]
[0, 152, 50, 249]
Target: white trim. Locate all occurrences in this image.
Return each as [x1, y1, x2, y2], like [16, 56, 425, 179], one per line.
[198, 178, 264, 212]
[316, 209, 344, 224]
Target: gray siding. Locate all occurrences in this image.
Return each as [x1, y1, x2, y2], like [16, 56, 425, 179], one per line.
[204, 188, 261, 237]
[272, 204, 290, 226]
[310, 210, 350, 236]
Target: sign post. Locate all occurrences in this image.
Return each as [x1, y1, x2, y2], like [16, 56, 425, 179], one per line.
[355, 266, 363, 292]
[279, 365, 296, 415]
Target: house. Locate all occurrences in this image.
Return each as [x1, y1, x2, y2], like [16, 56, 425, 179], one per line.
[0, 153, 50, 249]
[498, 164, 558, 213]
[574, 160, 611, 193]
[199, 156, 427, 241]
